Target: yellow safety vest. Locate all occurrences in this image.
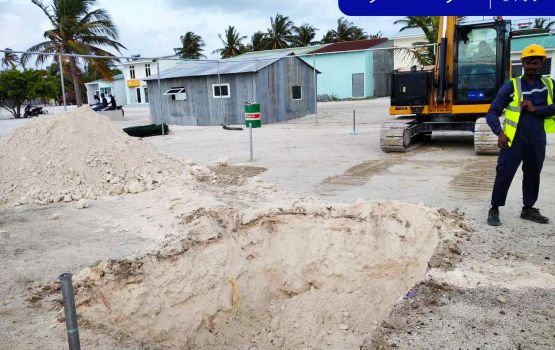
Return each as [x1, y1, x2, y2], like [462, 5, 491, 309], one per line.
[504, 76, 555, 147]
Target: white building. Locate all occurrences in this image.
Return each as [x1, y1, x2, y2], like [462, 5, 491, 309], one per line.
[84, 73, 126, 106]
[510, 33, 555, 79]
[391, 28, 427, 70]
[121, 56, 181, 105]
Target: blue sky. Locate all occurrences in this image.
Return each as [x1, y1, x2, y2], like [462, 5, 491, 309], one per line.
[0, 0, 549, 62]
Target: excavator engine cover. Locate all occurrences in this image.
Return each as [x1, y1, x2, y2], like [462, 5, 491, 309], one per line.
[391, 70, 433, 107]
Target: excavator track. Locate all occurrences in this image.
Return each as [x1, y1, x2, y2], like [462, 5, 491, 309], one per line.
[474, 117, 500, 155]
[380, 118, 419, 152]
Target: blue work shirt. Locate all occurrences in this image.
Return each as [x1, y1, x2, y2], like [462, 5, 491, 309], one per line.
[486, 75, 555, 137]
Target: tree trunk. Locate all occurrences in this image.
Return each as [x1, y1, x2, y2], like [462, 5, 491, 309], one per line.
[16, 104, 20, 118]
[68, 56, 83, 106]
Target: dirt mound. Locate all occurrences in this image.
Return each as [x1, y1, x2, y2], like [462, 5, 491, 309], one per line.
[70, 201, 469, 349]
[0, 106, 184, 207]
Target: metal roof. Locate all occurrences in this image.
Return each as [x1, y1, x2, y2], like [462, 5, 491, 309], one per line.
[145, 54, 316, 80]
[84, 73, 124, 85]
[309, 38, 389, 54]
[121, 55, 178, 65]
[511, 34, 555, 51]
[391, 28, 425, 39]
[237, 45, 329, 59]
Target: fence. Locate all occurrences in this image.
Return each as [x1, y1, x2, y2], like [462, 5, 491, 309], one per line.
[1, 44, 435, 128]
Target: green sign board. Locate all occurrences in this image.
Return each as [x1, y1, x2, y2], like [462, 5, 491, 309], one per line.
[245, 103, 261, 128]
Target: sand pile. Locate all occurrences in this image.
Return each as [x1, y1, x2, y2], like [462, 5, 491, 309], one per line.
[70, 201, 470, 349]
[0, 106, 184, 207]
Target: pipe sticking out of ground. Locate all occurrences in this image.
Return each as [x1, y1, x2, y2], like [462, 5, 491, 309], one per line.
[59, 273, 81, 350]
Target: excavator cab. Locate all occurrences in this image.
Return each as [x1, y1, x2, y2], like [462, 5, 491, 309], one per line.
[454, 20, 511, 104]
[382, 17, 512, 154]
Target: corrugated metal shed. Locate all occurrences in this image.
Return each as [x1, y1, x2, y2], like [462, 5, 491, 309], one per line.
[511, 34, 555, 51]
[146, 55, 317, 126]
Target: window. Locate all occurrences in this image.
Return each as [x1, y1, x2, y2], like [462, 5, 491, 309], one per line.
[212, 83, 230, 98]
[511, 58, 551, 77]
[164, 87, 186, 95]
[145, 63, 151, 77]
[100, 87, 112, 96]
[129, 65, 135, 79]
[136, 88, 141, 104]
[164, 87, 186, 100]
[455, 27, 498, 102]
[144, 87, 149, 103]
[292, 85, 302, 100]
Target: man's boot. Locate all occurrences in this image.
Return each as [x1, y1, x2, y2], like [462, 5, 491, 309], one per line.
[521, 207, 549, 224]
[487, 207, 501, 226]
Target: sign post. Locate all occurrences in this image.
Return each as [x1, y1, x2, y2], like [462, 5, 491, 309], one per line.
[245, 103, 261, 161]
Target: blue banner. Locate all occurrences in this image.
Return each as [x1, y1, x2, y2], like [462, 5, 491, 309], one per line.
[339, 0, 555, 16]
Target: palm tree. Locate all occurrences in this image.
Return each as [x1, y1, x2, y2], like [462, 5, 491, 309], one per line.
[2, 48, 19, 69]
[174, 32, 206, 59]
[214, 26, 247, 58]
[368, 31, 383, 39]
[350, 26, 369, 40]
[265, 13, 295, 49]
[393, 16, 442, 65]
[322, 17, 368, 43]
[394, 16, 439, 44]
[533, 18, 555, 30]
[292, 24, 318, 47]
[321, 30, 336, 44]
[22, 0, 125, 106]
[248, 31, 267, 51]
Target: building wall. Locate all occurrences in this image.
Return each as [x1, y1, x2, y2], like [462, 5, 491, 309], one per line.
[393, 35, 427, 69]
[302, 51, 373, 99]
[510, 49, 555, 79]
[256, 57, 316, 122]
[84, 79, 126, 106]
[372, 41, 394, 97]
[112, 79, 127, 106]
[122, 59, 180, 105]
[147, 73, 257, 125]
[298, 41, 393, 98]
[85, 84, 98, 105]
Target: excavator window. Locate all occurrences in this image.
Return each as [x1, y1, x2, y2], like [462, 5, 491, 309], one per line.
[455, 27, 498, 102]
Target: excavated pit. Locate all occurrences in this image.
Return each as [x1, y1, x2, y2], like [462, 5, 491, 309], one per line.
[71, 202, 464, 349]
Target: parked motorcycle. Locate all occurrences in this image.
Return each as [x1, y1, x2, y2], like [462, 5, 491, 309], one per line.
[23, 105, 49, 118]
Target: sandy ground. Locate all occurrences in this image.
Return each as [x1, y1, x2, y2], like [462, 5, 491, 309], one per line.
[1, 98, 554, 349]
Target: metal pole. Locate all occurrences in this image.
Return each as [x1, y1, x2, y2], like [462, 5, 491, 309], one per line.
[59, 273, 81, 350]
[249, 124, 253, 161]
[156, 59, 165, 135]
[352, 110, 356, 135]
[313, 54, 318, 126]
[58, 53, 67, 111]
[217, 61, 225, 125]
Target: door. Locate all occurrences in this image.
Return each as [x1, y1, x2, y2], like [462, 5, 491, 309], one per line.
[144, 87, 149, 103]
[352, 73, 364, 97]
[136, 88, 142, 104]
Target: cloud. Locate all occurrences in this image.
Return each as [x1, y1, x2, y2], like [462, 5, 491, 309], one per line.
[0, 0, 52, 53]
[2, 0, 541, 65]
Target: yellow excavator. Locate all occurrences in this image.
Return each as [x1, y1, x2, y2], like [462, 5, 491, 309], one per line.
[381, 16, 511, 154]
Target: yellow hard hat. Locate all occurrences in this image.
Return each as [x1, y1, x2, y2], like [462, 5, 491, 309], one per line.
[521, 44, 547, 60]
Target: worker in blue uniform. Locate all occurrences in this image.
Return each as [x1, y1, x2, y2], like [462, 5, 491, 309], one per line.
[486, 44, 555, 226]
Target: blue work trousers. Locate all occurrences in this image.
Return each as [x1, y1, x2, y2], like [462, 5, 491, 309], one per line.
[491, 121, 546, 207]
